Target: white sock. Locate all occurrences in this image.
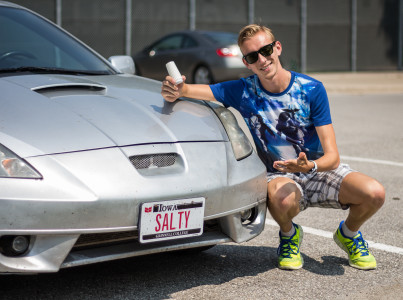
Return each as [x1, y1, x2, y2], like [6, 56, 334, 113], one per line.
[341, 221, 358, 238]
[281, 224, 296, 237]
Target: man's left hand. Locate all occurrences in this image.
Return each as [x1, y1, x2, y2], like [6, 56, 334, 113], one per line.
[273, 152, 313, 173]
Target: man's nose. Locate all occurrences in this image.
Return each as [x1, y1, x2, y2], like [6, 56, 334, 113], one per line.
[257, 52, 268, 62]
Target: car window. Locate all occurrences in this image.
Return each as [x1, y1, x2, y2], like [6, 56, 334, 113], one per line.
[0, 6, 114, 74]
[153, 35, 183, 51]
[182, 36, 198, 48]
[201, 32, 238, 46]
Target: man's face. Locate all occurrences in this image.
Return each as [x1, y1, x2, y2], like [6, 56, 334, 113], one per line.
[240, 31, 281, 81]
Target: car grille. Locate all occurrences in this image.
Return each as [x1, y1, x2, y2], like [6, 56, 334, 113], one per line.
[73, 231, 138, 249]
[129, 153, 177, 169]
[72, 222, 220, 250]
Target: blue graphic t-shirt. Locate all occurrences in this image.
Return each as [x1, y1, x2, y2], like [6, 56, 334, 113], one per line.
[210, 71, 332, 172]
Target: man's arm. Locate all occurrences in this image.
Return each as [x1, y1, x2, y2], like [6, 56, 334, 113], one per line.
[314, 123, 340, 171]
[161, 76, 216, 102]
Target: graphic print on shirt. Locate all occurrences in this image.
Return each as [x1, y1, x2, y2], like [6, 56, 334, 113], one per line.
[240, 75, 323, 170]
[275, 108, 308, 156]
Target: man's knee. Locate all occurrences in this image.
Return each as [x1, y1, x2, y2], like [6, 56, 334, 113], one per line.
[353, 177, 385, 210]
[366, 180, 385, 210]
[267, 179, 301, 211]
[340, 172, 385, 210]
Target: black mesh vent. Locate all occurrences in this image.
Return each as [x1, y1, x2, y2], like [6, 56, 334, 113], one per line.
[129, 153, 177, 170]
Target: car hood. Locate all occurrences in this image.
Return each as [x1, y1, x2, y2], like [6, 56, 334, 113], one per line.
[0, 74, 225, 157]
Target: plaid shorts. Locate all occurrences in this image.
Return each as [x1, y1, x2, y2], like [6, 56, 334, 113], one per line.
[267, 163, 355, 211]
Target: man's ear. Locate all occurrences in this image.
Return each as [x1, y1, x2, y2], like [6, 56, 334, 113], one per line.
[242, 57, 251, 69]
[275, 41, 282, 56]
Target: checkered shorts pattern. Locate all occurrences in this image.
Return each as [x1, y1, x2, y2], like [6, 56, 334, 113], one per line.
[267, 163, 355, 211]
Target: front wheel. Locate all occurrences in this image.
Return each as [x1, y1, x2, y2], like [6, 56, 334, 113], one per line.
[193, 65, 213, 84]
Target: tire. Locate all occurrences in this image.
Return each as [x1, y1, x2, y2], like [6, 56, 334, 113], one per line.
[193, 65, 213, 84]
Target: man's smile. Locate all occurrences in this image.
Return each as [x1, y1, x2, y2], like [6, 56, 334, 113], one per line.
[260, 61, 272, 72]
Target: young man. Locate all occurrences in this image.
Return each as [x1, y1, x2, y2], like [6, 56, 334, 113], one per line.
[161, 24, 385, 270]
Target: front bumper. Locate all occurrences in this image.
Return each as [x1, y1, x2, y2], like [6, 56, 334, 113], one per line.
[0, 141, 267, 273]
[0, 201, 266, 273]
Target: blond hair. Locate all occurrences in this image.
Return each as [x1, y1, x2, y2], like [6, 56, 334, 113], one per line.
[238, 24, 276, 47]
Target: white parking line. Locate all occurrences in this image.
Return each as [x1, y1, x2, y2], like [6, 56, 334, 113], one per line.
[341, 155, 403, 167]
[265, 219, 403, 255]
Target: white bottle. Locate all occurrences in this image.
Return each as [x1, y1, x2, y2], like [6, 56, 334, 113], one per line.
[166, 61, 183, 85]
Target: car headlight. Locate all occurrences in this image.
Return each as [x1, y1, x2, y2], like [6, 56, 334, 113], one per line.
[0, 144, 42, 179]
[209, 105, 253, 161]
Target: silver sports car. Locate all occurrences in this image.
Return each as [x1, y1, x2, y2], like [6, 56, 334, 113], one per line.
[0, 2, 267, 274]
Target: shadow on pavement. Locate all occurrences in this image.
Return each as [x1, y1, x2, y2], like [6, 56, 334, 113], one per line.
[0, 243, 348, 299]
[302, 254, 346, 275]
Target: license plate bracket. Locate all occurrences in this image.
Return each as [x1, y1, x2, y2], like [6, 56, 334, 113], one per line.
[139, 197, 205, 243]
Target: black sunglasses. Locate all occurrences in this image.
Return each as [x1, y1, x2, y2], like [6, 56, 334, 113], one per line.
[243, 41, 277, 64]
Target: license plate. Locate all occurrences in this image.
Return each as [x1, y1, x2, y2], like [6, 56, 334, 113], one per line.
[139, 198, 205, 243]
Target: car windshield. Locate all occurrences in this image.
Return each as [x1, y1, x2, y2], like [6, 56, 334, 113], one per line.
[201, 32, 238, 46]
[0, 6, 115, 75]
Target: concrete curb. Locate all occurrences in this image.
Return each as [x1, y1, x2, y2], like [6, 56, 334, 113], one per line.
[308, 72, 403, 95]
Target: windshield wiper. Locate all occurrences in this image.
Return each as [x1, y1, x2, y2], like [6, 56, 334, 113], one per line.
[0, 66, 110, 75]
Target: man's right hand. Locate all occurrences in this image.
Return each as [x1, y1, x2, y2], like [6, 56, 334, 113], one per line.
[161, 75, 186, 102]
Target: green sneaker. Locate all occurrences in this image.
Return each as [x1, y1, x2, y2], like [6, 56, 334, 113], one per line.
[277, 223, 303, 270]
[333, 221, 376, 270]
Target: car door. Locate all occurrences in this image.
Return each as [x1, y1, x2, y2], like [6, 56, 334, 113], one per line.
[138, 34, 185, 80]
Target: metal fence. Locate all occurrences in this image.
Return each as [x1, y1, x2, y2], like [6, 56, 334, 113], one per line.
[8, 0, 403, 72]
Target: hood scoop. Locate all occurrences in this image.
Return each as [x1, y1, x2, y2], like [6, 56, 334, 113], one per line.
[33, 83, 106, 98]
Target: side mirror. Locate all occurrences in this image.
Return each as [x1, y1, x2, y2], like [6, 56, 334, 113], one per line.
[108, 56, 135, 75]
